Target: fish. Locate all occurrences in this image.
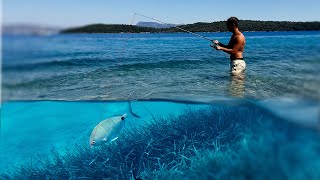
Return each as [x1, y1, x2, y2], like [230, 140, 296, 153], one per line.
[89, 113, 127, 147]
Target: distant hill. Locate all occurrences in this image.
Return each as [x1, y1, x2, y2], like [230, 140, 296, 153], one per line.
[173, 20, 320, 32]
[2, 24, 61, 35]
[61, 24, 158, 33]
[136, 21, 181, 29]
[61, 20, 320, 34]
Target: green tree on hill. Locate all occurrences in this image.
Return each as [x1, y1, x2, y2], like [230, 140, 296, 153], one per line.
[61, 21, 320, 34]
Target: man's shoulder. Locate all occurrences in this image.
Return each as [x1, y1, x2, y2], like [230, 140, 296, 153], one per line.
[232, 34, 244, 41]
[235, 33, 245, 40]
[236, 32, 244, 37]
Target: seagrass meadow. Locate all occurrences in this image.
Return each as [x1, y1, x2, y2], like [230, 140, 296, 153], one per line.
[2, 101, 320, 179]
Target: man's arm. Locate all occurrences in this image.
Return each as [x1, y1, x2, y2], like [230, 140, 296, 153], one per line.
[212, 40, 229, 48]
[217, 42, 229, 48]
[215, 35, 243, 55]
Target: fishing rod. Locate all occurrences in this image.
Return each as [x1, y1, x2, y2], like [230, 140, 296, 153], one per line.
[134, 13, 213, 42]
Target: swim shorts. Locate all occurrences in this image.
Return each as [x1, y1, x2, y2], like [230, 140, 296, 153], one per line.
[230, 59, 246, 74]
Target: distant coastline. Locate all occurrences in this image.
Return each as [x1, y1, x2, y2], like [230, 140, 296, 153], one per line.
[61, 20, 320, 34]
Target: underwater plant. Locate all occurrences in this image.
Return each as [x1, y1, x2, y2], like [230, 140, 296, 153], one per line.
[1, 104, 320, 179]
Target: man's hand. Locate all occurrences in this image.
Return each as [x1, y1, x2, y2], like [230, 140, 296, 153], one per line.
[210, 40, 219, 45]
[214, 45, 222, 50]
[210, 44, 222, 50]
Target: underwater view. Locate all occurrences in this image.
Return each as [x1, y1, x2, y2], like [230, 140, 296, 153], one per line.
[1, 31, 320, 179]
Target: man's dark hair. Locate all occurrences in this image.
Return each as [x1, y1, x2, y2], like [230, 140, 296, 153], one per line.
[227, 17, 239, 27]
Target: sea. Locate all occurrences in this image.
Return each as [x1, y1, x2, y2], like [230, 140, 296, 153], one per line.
[1, 31, 320, 179]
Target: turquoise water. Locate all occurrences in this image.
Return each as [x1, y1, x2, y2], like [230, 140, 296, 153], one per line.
[0, 100, 208, 172]
[1, 98, 319, 179]
[1, 31, 320, 178]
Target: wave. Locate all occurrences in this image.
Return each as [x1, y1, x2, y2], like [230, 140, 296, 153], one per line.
[110, 59, 207, 71]
[3, 57, 209, 72]
[3, 59, 208, 87]
[3, 58, 113, 71]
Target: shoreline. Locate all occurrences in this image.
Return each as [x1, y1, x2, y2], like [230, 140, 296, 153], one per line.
[59, 29, 320, 34]
[60, 21, 320, 34]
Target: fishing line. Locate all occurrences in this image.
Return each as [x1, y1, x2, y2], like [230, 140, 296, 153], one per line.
[100, 14, 141, 120]
[119, 13, 142, 116]
[121, 13, 137, 59]
[117, 12, 214, 117]
[134, 13, 212, 42]
[119, 13, 160, 114]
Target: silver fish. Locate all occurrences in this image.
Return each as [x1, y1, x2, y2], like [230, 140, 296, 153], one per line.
[89, 113, 127, 147]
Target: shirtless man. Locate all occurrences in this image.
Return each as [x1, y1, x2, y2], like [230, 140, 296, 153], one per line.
[211, 17, 246, 74]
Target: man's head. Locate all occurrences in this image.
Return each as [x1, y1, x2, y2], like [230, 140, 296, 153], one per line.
[226, 17, 239, 32]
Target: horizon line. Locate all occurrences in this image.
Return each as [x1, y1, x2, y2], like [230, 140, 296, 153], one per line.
[4, 19, 320, 29]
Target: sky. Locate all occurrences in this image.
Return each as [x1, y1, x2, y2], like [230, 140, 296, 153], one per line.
[3, 0, 320, 27]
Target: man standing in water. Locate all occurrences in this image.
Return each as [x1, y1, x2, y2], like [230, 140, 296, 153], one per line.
[211, 17, 246, 74]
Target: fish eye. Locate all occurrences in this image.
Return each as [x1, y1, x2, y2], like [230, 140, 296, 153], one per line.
[92, 140, 95, 144]
[121, 116, 125, 120]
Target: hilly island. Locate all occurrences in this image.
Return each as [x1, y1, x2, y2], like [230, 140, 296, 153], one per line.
[61, 20, 320, 33]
